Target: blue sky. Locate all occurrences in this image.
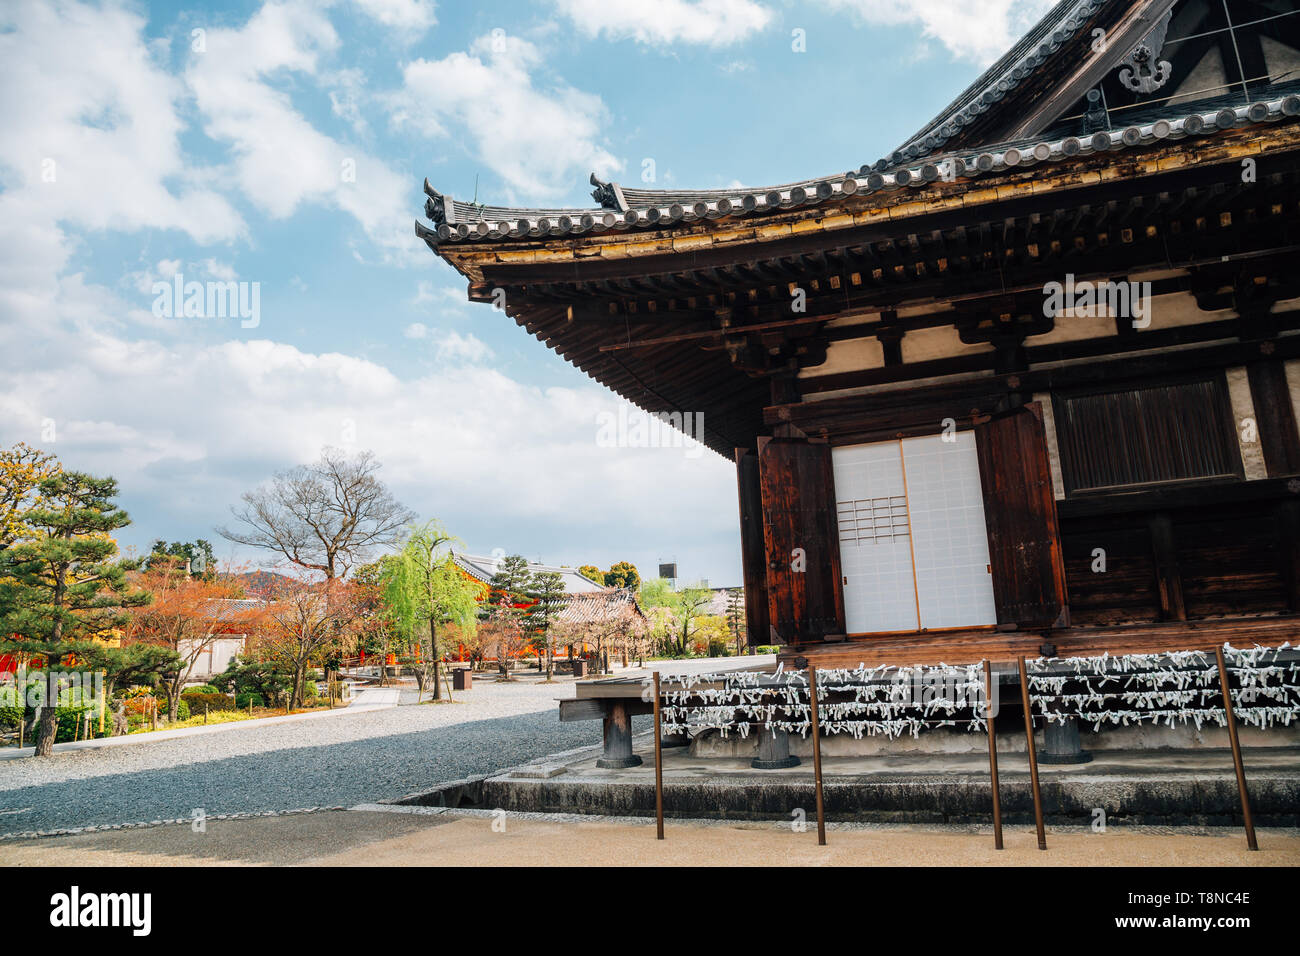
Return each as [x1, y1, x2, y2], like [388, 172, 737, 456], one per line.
[0, 0, 1053, 585]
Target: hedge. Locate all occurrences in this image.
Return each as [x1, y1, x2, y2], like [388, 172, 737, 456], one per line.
[180, 692, 234, 713]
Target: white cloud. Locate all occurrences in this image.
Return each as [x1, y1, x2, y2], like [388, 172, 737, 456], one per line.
[0, 317, 734, 566]
[553, 0, 772, 47]
[390, 32, 622, 201]
[404, 322, 430, 339]
[0, 0, 740, 581]
[185, 0, 413, 257]
[0, 1, 244, 329]
[352, 0, 436, 33]
[433, 330, 491, 364]
[814, 0, 1054, 63]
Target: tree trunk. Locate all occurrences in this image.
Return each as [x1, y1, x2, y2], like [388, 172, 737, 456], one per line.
[545, 638, 553, 681]
[430, 618, 441, 701]
[33, 705, 58, 756]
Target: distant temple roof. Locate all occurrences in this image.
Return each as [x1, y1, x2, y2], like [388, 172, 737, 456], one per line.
[555, 586, 646, 626]
[451, 552, 607, 593]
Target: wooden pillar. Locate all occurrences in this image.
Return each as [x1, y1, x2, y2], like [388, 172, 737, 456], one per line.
[757, 438, 846, 645]
[735, 447, 770, 648]
[752, 726, 800, 769]
[975, 403, 1069, 630]
[1247, 360, 1300, 476]
[1148, 511, 1187, 622]
[595, 701, 643, 769]
[1279, 499, 1300, 614]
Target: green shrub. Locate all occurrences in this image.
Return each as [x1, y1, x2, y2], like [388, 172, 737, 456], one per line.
[54, 704, 99, 742]
[176, 699, 191, 721]
[235, 692, 264, 709]
[303, 681, 319, 700]
[755, 645, 780, 655]
[181, 692, 234, 714]
[182, 684, 219, 696]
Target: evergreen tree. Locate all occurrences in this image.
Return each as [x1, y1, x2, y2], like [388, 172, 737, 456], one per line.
[0, 472, 150, 756]
[526, 570, 567, 681]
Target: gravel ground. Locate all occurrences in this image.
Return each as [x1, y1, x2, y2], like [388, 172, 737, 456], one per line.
[0, 679, 637, 836]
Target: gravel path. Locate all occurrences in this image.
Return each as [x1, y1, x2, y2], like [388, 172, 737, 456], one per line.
[0, 679, 638, 836]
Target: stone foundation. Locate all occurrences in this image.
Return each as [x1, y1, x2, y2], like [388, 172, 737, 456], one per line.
[688, 723, 1300, 759]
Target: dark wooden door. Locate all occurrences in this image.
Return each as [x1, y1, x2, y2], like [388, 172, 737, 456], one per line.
[975, 403, 1070, 629]
[758, 438, 845, 644]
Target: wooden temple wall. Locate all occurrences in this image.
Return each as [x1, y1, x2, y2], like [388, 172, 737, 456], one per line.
[757, 314, 1300, 665]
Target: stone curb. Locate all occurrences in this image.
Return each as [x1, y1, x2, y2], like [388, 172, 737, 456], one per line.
[0, 806, 350, 842]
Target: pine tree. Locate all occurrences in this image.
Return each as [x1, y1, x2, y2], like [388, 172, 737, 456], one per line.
[526, 570, 567, 681]
[0, 472, 150, 756]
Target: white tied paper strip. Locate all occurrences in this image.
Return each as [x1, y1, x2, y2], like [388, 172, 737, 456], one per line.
[652, 661, 986, 740]
[648, 643, 1299, 740]
[1024, 643, 1300, 733]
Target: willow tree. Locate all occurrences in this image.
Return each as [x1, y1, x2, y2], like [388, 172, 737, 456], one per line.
[385, 522, 479, 701]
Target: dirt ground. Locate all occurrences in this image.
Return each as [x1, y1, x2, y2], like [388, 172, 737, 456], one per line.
[1, 809, 1296, 867]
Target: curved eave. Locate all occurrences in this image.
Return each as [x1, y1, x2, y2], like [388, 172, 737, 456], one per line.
[417, 94, 1299, 249]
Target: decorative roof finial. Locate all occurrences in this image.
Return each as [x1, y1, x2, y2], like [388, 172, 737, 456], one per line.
[1117, 10, 1173, 95]
[590, 172, 619, 209]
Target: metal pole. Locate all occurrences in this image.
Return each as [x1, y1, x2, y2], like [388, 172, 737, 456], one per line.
[984, 660, 1003, 850]
[808, 667, 826, 846]
[1018, 657, 1047, 850]
[653, 671, 664, 840]
[1215, 646, 1258, 850]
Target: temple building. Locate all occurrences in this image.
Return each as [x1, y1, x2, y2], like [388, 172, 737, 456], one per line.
[418, 0, 1300, 682]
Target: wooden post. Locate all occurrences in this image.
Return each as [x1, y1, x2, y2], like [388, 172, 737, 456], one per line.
[204, 703, 209, 724]
[1215, 646, 1258, 851]
[807, 667, 827, 846]
[984, 660, 1003, 850]
[99, 672, 106, 736]
[1018, 657, 1047, 850]
[653, 672, 664, 840]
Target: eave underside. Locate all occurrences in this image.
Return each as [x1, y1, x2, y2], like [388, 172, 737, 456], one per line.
[433, 138, 1300, 458]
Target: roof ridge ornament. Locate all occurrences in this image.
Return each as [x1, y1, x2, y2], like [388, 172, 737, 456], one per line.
[422, 179, 453, 225]
[1118, 9, 1173, 95]
[589, 172, 627, 211]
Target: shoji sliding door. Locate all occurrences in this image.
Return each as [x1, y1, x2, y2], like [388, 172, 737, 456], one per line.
[833, 441, 918, 633]
[832, 433, 996, 635]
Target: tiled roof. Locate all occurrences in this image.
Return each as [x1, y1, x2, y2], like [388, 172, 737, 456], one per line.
[451, 552, 608, 593]
[880, 0, 1116, 166]
[416, 94, 1300, 247]
[555, 587, 646, 626]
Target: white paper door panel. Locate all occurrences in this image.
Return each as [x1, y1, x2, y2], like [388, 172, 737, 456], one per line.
[832, 442, 919, 634]
[901, 433, 997, 629]
[832, 434, 997, 634]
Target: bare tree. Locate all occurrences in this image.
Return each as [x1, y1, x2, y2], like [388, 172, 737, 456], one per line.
[257, 576, 363, 709]
[219, 448, 414, 580]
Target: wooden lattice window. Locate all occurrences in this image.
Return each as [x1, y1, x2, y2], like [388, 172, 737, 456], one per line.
[1053, 374, 1242, 496]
